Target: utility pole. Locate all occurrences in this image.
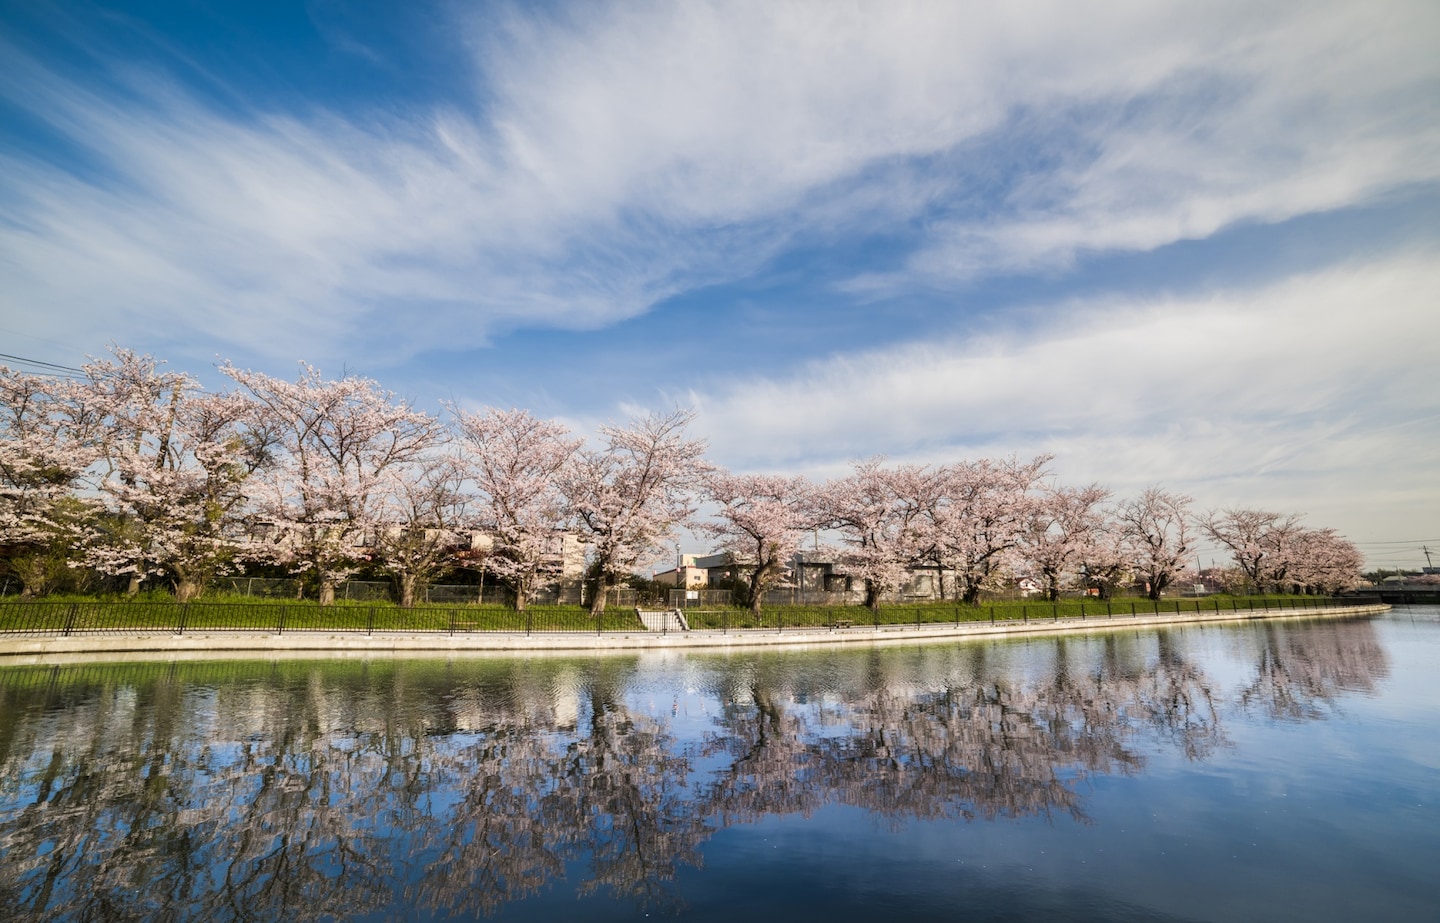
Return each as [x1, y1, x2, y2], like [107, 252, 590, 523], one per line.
[1424, 545, 1434, 571]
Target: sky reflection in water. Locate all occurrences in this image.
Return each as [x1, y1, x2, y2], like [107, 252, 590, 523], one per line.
[1, 610, 1437, 922]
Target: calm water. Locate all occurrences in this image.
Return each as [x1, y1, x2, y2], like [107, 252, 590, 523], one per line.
[1, 608, 1436, 922]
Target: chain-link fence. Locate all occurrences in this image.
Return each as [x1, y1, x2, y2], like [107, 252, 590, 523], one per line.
[605, 587, 639, 607]
[669, 588, 734, 608]
[760, 588, 860, 607]
[216, 577, 304, 599]
[422, 584, 486, 605]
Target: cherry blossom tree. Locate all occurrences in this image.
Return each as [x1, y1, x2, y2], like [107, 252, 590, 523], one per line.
[452, 407, 580, 611]
[1199, 508, 1303, 592]
[1022, 483, 1112, 602]
[0, 364, 102, 595]
[1114, 487, 1194, 600]
[1075, 528, 1130, 601]
[701, 471, 816, 614]
[561, 409, 708, 617]
[923, 455, 1051, 605]
[1198, 509, 1362, 594]
[78, 349, 189, 594]
[80, 350, 272, 601]
[369, 455, 471, 608]
[1279, 527, 1364, 595]
[223, 363, 446, 606]
[0, 341, 1374, 613]
[817, 458, 932, 611]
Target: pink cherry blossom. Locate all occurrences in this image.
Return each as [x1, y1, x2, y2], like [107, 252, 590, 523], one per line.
[561, 409, 708, 616]
[702, 470, 816, 614]
[222, 362, 445, 605]
[453, 407, 580, 611]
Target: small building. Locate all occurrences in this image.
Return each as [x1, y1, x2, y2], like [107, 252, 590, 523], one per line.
[652, 553, 716, 588]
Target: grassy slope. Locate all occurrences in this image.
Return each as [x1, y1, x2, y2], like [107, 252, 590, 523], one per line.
[0, 594, 1346, 633]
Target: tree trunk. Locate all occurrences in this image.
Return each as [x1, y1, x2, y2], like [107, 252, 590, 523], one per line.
[15, 556, 48, 597]
[864, 579, 882, 612]
[318, 576, 336, 607]
[398, 574, 416, 609]
[747, 561, 770, 615]
[175, 577, 203, 603]
[126, 574, 143, 597]
[588, 577, 609, 617]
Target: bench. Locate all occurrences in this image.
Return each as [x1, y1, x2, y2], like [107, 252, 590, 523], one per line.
[829, 618, 854, 629]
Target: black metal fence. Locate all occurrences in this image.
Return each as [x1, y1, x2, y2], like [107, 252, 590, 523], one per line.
[0, 601, 659, 636]
[684, 595, 1384, 632]
[0, 595, 1383, 639]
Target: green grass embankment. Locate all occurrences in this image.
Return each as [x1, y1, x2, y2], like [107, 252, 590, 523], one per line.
[0, 598, 643, 634]
[0, 593, 1351, 635]
[682, 595, 1342, 630]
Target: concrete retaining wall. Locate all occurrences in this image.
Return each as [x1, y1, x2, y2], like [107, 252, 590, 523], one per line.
[0, 604, 1389, 664]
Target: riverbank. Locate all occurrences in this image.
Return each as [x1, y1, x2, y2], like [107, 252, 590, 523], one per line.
[0, 602, 1390, 663]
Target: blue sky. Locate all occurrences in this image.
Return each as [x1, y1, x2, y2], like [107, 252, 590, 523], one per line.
[2, 0, 1438, 568]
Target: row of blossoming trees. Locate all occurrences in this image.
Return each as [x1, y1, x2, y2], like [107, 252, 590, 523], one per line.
[0, 350, 1364, 612]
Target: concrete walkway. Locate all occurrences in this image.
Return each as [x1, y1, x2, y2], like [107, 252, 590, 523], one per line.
[0, 603, 1389, 664]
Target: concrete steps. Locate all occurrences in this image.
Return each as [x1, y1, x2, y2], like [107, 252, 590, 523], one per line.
[635, 608, 689, 632]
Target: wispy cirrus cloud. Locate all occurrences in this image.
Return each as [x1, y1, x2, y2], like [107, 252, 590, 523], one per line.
[844, 3, 1440, 292]
[686, 253, 1440, 539]
[1, 0, 1436, 372]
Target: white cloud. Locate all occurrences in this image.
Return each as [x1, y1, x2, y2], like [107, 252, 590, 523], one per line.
[688, 254, 1440, 542]
[3, 1, 1437, 367]
[851, 2, 1440, 289]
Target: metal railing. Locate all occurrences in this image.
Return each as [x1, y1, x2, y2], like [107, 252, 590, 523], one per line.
[0, 595, 1383, 639]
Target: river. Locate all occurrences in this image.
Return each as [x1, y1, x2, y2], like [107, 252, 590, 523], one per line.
[1, 607, 1436, 921]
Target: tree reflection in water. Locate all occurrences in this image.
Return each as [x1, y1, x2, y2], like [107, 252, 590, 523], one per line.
[0, 617, 1389, 920]
[1236, 620, 1389, 720]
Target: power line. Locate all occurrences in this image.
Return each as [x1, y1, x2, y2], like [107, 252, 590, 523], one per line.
[0, 351, 87, 378]
[0, 351, 139, 383]
[0, 352, 85, 372]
